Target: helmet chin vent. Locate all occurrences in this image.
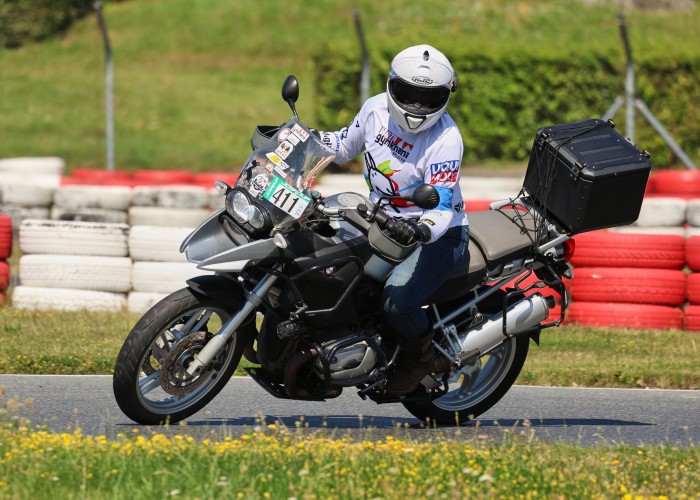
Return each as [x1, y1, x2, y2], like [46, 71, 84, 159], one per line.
[406, 115, 426, 130]
[423, 50, 429, 61]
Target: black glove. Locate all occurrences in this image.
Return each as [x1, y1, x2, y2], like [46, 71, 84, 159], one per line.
[387, 218, 431, 245]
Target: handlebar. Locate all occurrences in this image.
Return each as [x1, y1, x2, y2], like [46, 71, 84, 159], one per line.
[319, 201, 429, 244]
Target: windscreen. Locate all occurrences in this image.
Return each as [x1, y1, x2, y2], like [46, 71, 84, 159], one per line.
[234, 117, 335, 229]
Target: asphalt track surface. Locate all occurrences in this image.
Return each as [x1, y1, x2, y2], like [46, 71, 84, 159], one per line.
[1, 375, 698, 446]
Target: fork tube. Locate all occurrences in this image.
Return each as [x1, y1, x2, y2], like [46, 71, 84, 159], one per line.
[186, 272, 279, 376]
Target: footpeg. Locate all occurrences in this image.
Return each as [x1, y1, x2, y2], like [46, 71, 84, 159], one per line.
[277, 319, 306, 339]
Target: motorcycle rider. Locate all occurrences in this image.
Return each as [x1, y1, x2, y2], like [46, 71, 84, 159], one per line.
[316, 44, 470, 396]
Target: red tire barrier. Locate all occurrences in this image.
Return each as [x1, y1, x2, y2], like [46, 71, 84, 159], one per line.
[683, 305, 700, 331]
[0, 260, 9, 290]
[464, 199, 497, 212]
[72, 168, 133, 180]
[132, 170, 194, 186]
[687, 273, 700, 305]
[571, 232, 685, 269]
[0, 214, 12, 259]
[571, 267, 687, 306]
[567, 302, 683, 330]
[192, 172, 238, 189]
[686, 236, 700, 272]
[651, 169, 700, 196]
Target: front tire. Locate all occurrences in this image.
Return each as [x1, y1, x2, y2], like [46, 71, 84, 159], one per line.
[113, 287, 253, 425]
[403, 335, 529, 425]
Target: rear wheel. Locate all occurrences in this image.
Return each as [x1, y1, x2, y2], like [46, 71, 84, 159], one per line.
[113, 287, 253, 425]
[403, 335, 529, 425]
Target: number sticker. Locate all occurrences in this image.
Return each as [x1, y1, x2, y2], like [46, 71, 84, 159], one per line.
[262, 177, 311, 219]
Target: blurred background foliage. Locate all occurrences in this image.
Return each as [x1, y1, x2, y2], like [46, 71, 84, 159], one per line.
[0, 0, 697, 171]
[0, 0, 125, 48]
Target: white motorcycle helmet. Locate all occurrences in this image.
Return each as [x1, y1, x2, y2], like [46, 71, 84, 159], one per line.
[386, 44, 457, 135]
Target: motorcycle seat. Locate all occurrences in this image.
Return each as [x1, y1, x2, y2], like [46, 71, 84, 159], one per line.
[468, 208, 539, 268]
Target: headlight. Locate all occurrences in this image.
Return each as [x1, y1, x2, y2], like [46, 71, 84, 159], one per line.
[226, 190, 268, 231]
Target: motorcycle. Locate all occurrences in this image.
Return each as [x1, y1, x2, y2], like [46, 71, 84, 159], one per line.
[113, 75, 577, 426]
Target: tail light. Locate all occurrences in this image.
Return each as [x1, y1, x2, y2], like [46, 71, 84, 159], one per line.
[562, 238, 575, 263]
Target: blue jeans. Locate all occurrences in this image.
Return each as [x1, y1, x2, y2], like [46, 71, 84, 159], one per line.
[380, 225, 470, 340]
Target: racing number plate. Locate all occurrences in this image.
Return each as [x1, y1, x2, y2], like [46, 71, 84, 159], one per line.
[262, 176, 311, 219]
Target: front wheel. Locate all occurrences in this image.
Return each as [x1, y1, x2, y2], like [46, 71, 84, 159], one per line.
[403, 335, 529, 425]
[113, 287, 253, 425]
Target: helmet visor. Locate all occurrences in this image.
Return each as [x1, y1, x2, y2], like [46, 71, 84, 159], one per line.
[389, 77, 450, 114]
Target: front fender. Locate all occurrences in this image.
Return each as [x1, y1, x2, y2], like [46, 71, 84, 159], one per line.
[186, 274, 246, 309]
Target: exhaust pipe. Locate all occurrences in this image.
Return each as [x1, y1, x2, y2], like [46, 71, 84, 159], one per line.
[456, 293, 552, 358]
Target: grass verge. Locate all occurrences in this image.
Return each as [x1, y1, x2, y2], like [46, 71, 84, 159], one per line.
[0, 414, 697, 499]
[0, 308, 698, 389]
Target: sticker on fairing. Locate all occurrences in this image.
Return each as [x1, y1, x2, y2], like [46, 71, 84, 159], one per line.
[291, 123, 309, 142]
[249, 174, 270, 197]
[275, 141, 293, 159]
[266, 152, 283, 165]
[262, 176, 311, 219]
[278, 128, 291, 142]
[286, 132, 300, 145]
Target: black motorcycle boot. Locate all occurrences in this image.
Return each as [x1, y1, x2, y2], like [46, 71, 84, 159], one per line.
[384, 336, 436, 397]
[432, 352, 453, 374]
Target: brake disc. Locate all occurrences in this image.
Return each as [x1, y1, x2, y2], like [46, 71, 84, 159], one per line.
[159, 331, 213, 396]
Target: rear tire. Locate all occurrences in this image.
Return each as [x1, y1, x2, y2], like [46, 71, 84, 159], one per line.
[403, 335, 529, 425]
[113, 287, 253, 425]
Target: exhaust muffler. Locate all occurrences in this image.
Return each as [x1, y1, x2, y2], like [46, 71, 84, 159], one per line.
[456, 293, 552, 359]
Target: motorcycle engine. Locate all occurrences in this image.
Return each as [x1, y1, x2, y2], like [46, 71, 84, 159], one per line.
[313, 329, 381, 385]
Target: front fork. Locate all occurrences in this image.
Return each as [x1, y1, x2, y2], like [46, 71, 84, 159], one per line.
[185, 271, 279, 376]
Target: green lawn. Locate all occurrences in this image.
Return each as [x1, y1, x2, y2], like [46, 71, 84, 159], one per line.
[0, 307, 697, 389]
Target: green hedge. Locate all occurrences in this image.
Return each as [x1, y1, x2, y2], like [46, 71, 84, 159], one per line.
[0, 0, 124, 48]
[313, 44, 700, 168]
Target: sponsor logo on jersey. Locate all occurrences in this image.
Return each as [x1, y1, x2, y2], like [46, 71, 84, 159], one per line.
[374, 126, 414, 162]
[430, 160, 460, 183]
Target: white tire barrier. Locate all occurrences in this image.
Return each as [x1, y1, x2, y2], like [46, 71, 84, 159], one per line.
[685, 199, 700, 227]
[12, 285, 126, 312]
[128, 206, 210, 227]
[19, 254, 132, 292]
[0, 205, 51, 233]
[633, 197, 687, 227]
[209, 189, 225, 210]
[131, 261, 212, 294]
[128, 225, 193, 262]
[51, 207, 128, 224]
[0, 157, 65, 176]
[0, 184, 55, 207]
[53, 185, 133, 211]
[127, 291, 168, 313]
[131, 186, 210, 209]
[19, 219, 129, 257]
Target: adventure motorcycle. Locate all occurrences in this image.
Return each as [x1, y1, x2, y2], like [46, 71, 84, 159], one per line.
[114, 76, 614, 426]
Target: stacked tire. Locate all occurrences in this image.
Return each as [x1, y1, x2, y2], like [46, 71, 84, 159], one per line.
[0, 157, 63, 233]
[128, 185, 212, 227]
[128, 225, 212, 313]
[0, 214, 12, 304]
[684, 233, 700, 330]
[51, 184, 132, 224]
[567, 231, 686, 329]
[14, 220, 130, 311]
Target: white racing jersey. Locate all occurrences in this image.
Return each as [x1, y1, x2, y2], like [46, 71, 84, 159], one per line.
[319, 93, 468, 243]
